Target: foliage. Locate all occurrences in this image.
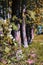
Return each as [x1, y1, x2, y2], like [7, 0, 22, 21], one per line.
[0, 0, 43, 65]
[0, 18, 43, 65]
[0, 34, 43, 65]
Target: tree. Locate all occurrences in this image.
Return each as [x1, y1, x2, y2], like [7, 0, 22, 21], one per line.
[22, 5, 28, 47]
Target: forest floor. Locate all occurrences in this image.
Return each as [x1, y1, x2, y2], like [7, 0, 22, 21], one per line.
[0, 34, 43, 65]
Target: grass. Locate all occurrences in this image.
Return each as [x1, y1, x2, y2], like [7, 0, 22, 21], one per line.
[0, 34, 43, 65]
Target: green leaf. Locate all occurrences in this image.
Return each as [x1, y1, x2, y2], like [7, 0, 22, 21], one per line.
[11, 23, 18, 30]
[5, 47, 10, 53]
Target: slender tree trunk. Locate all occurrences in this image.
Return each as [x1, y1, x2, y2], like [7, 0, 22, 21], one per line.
[31, 26, 34, 40]
[17, 23, 21, 47]
[26, 24, 31, 44]
[15, 23, 21, 48]
[22, 10, 28, 47]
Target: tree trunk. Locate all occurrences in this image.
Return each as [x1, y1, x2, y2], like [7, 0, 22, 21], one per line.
[31, 26, 34, 40]
[22, 11, 28, 47]
[15, 23, 21, 48]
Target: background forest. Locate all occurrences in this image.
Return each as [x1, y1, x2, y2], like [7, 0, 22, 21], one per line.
[0, 0, 43, 65]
